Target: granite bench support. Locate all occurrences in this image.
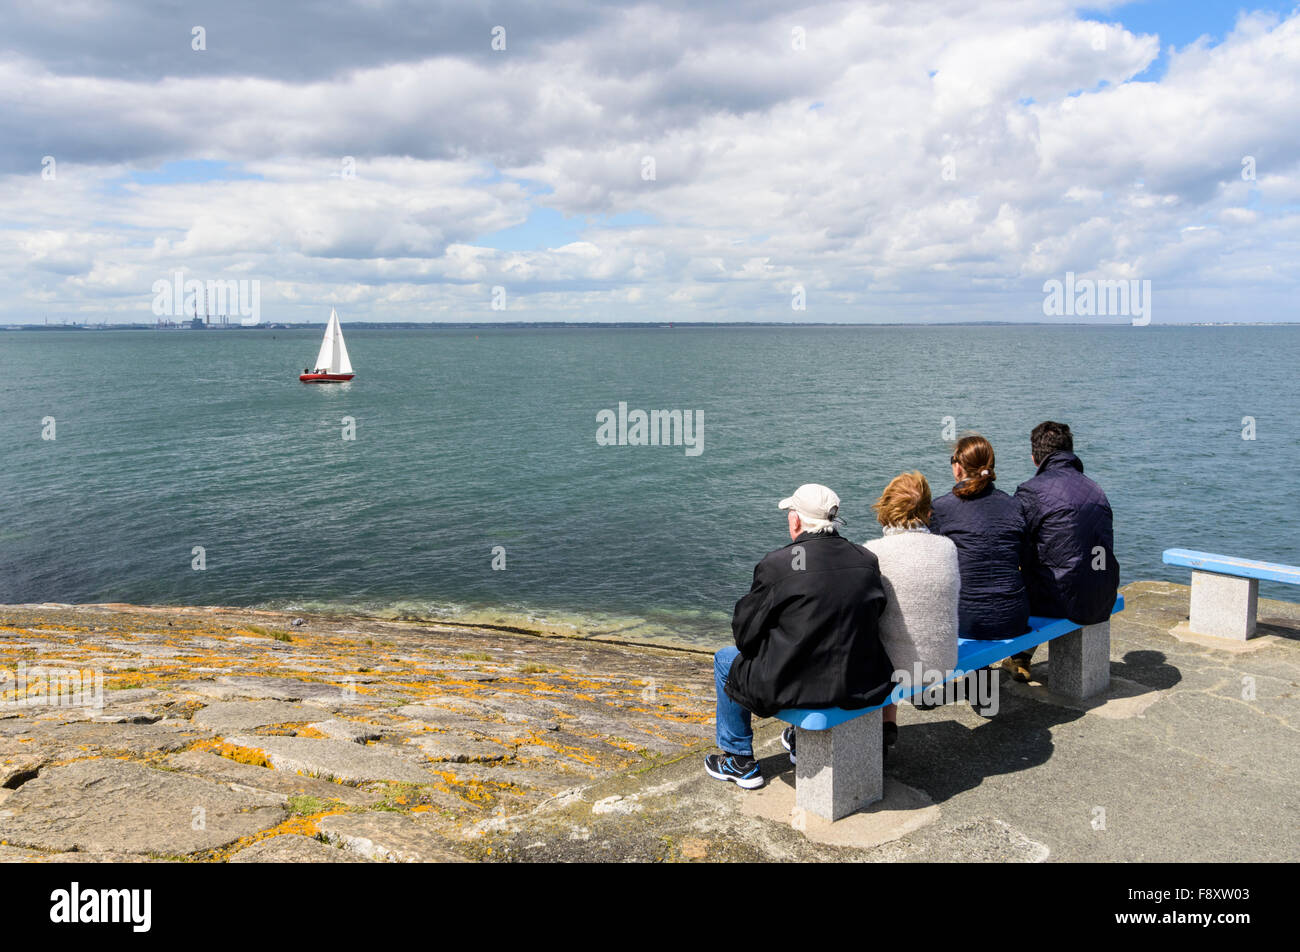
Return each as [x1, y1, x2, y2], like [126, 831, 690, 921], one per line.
[1163, 549, 1300, 641]
[794, 709, 882, 823]
[778, 595, 1125, 822]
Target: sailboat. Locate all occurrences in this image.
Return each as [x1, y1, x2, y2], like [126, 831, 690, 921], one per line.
[299, 308, 355, 383]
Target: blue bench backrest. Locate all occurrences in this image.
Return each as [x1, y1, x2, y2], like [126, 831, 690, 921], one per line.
[777, 594, 1125, 730]
[1162, 549, 1300, 586]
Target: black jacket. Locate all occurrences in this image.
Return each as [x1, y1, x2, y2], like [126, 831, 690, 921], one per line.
[1014, 452, 1120, 625]
[725, 531, 893, 718]
[930, 483, 1031, 640]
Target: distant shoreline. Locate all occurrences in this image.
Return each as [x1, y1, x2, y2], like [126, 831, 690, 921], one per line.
[5, 320, 1297, 331]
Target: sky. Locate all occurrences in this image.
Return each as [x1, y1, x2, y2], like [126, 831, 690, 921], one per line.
[3, 0, 1298, 324]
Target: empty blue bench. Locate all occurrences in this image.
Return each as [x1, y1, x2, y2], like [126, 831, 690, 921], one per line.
[776, 595, 1125, 821]
[1162, 548, 1300, 641]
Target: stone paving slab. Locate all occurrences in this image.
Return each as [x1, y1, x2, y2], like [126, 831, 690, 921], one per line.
[308, 718, 386, 743]
[318, 812, 469, 862]
[193, 700, 332, 732]
[223, 734, 438, 785]
[0, 760, 287, 855]
[408, 732, 511, 763]
[0, 753, 46, 788]
[228, 834, 373, 863]
[13, 720, 210, 758]
[0, 845, 167, 863]
[163, 750, 380, 808]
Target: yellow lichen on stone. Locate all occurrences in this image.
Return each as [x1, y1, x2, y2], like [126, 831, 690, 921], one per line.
[206, 809, 346, 862]
[195, 738, 272, 769]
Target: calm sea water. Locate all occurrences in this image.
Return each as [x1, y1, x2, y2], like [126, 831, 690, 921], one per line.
[1, 325, 1297, 645]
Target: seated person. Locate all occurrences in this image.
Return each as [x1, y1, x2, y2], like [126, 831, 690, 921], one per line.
[707, 483, 893, 789]
[864, 471, 960, 738]
[930, 434, 1030, 641]
[1011, 421, 1120, 681]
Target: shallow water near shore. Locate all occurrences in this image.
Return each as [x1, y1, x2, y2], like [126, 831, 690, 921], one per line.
[2, 324, 1297, 645]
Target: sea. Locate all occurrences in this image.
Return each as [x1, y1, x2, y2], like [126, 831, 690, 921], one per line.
[2, 324, 1297, 647]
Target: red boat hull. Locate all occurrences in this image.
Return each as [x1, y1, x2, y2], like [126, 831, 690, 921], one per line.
[299, 373, 355, 383]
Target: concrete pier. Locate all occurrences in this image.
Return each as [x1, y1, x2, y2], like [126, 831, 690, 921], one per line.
[2, 579, 1297, 862]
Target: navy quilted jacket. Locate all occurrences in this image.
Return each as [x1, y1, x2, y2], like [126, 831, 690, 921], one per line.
[1014, 452, 1119, 625]
[930, 483, 1031, 640]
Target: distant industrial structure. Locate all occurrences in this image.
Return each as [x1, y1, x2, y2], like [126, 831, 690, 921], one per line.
[156, 286, 236, 329]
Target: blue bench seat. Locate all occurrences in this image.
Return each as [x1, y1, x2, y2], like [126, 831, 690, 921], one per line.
[774, 595, 1125, 822]
[779, 596, 1124, 730]
[1162, 549, 1300, 586]
[1163, 549, 1298, 640]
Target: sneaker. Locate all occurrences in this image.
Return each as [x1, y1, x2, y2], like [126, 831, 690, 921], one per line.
[704, 752, 764, 789]
[883, 721, 898, 748]
[781, 726, 796, 764]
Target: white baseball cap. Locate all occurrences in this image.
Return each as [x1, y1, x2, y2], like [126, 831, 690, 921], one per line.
[778, 484, 842, 527]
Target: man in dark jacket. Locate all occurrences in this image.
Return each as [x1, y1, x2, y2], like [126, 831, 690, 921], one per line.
[1008, 422, 1119, 680]
[705, 484, 894, 789]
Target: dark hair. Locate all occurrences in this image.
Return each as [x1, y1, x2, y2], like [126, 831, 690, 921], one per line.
[951, 434, 996, 498]
[1031, 421, 1073, 463]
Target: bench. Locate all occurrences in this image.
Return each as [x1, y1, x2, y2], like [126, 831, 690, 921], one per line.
[775, 594, 1125, 821]
[1162, 548, 1300, 641]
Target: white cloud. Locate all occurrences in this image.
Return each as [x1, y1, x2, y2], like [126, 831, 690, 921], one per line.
[0, 1, 1297, 324]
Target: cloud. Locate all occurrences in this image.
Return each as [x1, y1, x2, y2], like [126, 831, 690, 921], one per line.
[1, 0, 1297, 324]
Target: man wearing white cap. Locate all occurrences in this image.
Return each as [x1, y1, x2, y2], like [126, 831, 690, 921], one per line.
[705, 483, 894, 789]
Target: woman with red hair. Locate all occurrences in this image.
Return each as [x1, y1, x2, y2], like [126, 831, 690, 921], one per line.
[865, 471, 960, 749]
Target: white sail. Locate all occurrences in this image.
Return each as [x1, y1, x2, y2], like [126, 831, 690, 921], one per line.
[313, 309, 353, 374]
[313, 311, 336, 370]
[333, 314, 353, 374]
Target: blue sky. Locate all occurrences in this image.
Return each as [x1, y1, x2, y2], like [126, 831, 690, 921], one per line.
[1083, 0, 1299, 78]
[1085, 0, 1297, 47]
[125, 159, 264, 186]
[477, 209, 658, 251]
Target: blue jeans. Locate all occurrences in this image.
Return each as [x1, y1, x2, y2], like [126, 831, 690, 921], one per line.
[714, 646, 753, 757]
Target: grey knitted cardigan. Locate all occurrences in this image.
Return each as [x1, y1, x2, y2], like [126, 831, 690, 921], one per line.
[864, 527, 961, 679]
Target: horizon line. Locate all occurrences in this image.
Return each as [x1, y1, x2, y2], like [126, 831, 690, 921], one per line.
[5, 319, 1298, 330]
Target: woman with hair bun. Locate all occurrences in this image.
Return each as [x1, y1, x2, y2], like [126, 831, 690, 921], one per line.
[930, 434, 1031, 642]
